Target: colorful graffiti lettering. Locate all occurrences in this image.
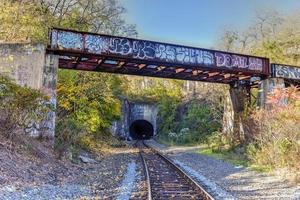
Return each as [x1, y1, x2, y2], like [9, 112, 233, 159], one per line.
[273, 64, 300, 80]
[215, 52, 263, 71]
[52, 29, 266, 73]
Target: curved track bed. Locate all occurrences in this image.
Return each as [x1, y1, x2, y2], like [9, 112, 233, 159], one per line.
[135, 140, 214, 200]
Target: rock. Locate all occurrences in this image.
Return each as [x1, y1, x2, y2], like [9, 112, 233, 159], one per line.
[79, 155, 97, 164]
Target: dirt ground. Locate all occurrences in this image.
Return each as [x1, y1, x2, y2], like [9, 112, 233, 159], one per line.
[0, 136, 138, 199]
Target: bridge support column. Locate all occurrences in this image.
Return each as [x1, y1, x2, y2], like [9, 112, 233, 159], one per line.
[223, 84, 250, 144]
[257, 78, 285, 108]
[0, 43, 58, 141]
[42, 53, 58, 140]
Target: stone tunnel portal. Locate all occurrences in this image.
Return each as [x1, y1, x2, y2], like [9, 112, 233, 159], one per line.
[129, 120, 154, 140]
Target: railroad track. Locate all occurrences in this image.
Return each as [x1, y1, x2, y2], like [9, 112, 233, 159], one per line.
[133, 140, 214, 200]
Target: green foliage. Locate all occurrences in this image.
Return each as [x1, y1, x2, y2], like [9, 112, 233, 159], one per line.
[0, 1, 52, 43]
[122, 78, 224, 146]
[0, 0, 136, 156]
[206, 132, 230, 152]
[158, 100, 222, 145]
[55, 70, 126, 156]
[57, 70, 122, 133]
[55, 118, 84, 159]
[124, 77, 184, 103]
[181, 101, 220, 141]
[0, 75, 51, 137]
[199, 146, 249, 167]
[157, 96, 181, 135]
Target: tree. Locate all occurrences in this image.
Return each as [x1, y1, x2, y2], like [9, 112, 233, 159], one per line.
[217, 9, 300, 65]
[0, 0, 137, 43]
[57, 70, 122, 133]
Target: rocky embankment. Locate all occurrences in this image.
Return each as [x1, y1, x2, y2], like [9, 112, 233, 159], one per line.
[0, 141, 143, 200]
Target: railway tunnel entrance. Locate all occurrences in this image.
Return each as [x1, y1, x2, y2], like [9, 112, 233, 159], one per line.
[129, 120, 154, 140]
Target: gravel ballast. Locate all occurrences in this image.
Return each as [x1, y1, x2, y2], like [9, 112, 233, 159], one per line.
[145, 139, 300, 200]
[116, 161, 137, 200]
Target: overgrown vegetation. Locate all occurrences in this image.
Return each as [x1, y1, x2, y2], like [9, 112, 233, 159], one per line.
[119, 77, 225, 145]
[158, 99, 222, 145]
[55, 70, 125, 158]
[204, 87, 300, 179]
[204, 10, 300, 180]
[0, 0, 226, 158]
[0, 75, 51, 148]
[150, 81, 226, 145]
[246, 87, 300, 172]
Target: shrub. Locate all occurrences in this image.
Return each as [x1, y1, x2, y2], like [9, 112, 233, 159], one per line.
[55, 118, 85, 159]
[0, 75, 51, 141]
[246, 86, 300, 171]
[180, 101, 221, 143]
[158, 99, 222, 145]
[77, 128, 125, 154]
[157, 95, 181, 136]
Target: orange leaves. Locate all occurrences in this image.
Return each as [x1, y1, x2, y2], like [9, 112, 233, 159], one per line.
[286, 85, 300, 101]
[267, 85, 300, 108]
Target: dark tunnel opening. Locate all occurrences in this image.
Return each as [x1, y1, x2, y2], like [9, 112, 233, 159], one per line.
[129, 120, 154, 140]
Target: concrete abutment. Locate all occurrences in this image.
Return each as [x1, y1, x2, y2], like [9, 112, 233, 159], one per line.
[222, 84, 249, 143]
[257, 78, 285, 108]
[0, 43, 58, 140]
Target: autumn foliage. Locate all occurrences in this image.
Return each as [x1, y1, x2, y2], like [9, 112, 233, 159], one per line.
[246, 86, 300, 175]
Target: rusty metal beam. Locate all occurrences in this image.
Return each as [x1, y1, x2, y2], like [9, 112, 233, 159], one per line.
[49, 28, 272, 84]
[175, 68, 185, 74]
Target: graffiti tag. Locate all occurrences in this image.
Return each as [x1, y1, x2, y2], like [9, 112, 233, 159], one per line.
[215, 52, 263, 71]
[272, 64, 300, 80]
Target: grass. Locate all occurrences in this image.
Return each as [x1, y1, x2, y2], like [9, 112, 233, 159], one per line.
[198, 147, 272, 172]
[158, 136, 272, 173]
[156, 136, 202, 147]
[158, 136, 248, 166]
[199, 148, 248, 166]
[158, 136, 249, 167]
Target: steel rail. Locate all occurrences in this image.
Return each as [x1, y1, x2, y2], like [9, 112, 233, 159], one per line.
[134, 141, 152, 200]
[139, 147, 152, 200]
[142, 140, 215, 200]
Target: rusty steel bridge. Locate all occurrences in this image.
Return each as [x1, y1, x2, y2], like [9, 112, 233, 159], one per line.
[47, 28, 272, 86]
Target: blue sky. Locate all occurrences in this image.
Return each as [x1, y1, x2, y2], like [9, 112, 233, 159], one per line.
[121, 0, 300, 48]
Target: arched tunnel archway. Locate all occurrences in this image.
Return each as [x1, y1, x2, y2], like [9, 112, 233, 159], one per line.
[129, 119, 154, 140]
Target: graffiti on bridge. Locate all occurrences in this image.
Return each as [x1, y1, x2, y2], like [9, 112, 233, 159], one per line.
[272, 64, 300, 80]
[215, 52, 263, 71]
[50, 29, 267, 73]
